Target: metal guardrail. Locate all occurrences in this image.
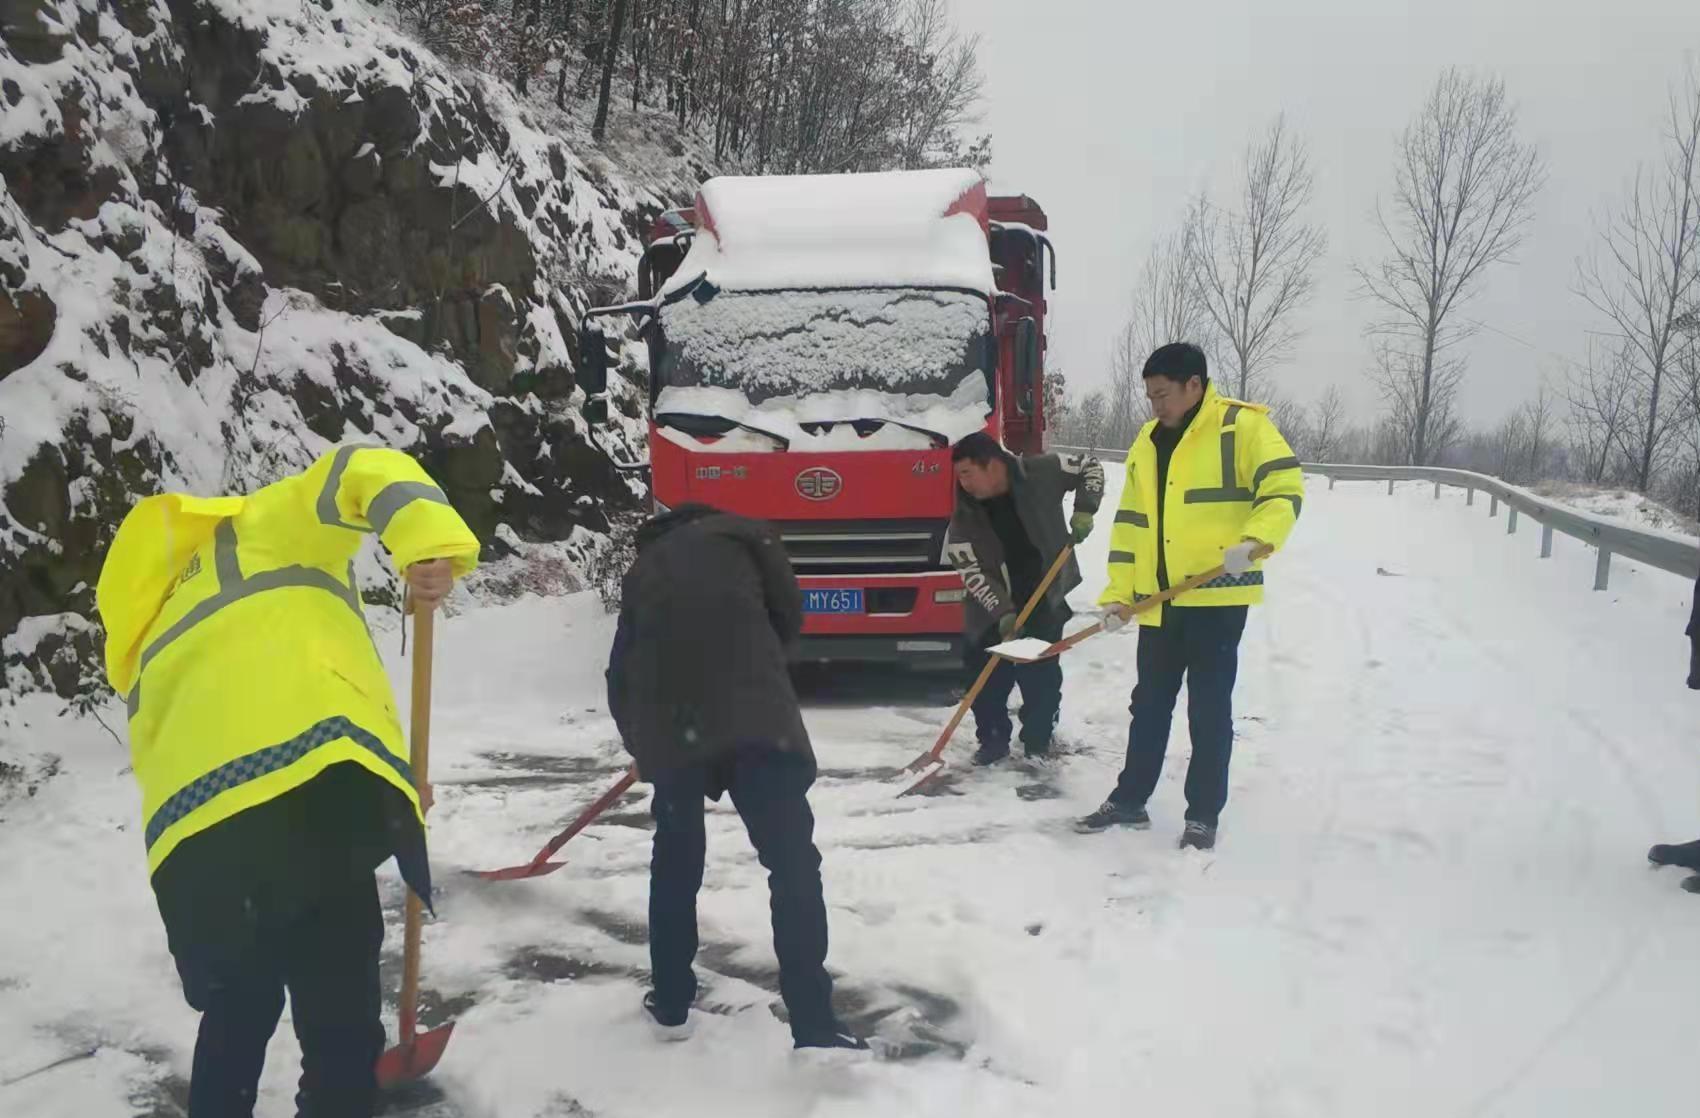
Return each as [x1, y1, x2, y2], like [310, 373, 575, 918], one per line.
[1053, 446, 1700, 591]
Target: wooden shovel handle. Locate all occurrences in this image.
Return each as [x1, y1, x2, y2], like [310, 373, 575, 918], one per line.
[398, 598, 436, 1048]
[1040, 543, 1276, 659]
[904, 545, 1074, 772]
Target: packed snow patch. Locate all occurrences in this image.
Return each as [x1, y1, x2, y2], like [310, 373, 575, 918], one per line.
[666, 169, 995, 295]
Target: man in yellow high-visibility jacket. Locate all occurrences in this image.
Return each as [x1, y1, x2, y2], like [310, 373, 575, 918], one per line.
[1075, 343, 1303, 851]
[97, 445, 479, 1118]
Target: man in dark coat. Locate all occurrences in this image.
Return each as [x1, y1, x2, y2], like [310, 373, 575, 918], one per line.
[946, 432, 1103, 764]
[1647, 567, 1700, 891]
[605, 504, 865, 1050]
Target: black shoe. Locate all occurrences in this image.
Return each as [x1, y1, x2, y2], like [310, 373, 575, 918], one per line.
[972, 742, 1010, 766]
[1023, 741, 1053, 760]
[642, 992, 693, 1040]
[1075, 800, 1150, 833]
[793, 1027, 872, 1052]
[1178, 821, 1217, 851]
[1684, 874, 1700, 895]
[1649, 839, 1700, 872]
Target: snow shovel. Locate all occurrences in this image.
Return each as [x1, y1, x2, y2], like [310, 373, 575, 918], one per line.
[985, 545, 1276, 665]
[376, 600, 455, 1088]
[474, 764, 639, 881]
[895, 545, 1076, 796]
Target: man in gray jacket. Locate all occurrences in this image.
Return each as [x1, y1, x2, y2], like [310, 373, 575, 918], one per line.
[946, 433, 1104, 763]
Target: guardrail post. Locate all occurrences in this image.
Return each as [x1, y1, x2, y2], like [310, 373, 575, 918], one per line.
[1434, 481, 1441, 500]
[1467, 488, 1475, 507]
[1387, 479, 1395, 496]
[1541, 524, 1553, 558]
[1507, 507, 1518, 534]
[1329, 476, 1336, 491]
[1594, 548, 1611, 591]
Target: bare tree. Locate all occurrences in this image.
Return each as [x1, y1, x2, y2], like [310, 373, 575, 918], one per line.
[1370, 341, 1465, 465]
[1520, 379, 1559, 481]
[592, 0, 630, 140]
[1575, 66, 1700, 493]
[1105, 223, 1207, 444]
[1190, 115, 1327, 401]
[1067, 389, 1110, 450]
[1355, 68, 1546, 464]
[1308, 384, 1346, 461]
[1564, 337, 1640, 483]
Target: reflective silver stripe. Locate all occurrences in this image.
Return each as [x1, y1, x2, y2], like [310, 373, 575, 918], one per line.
[1183, 409, 1252, 504]
[1108, 550, 1136, 564]
[1252, 456, 1302, 491]
[1197, 570, 1264, 591]
[367, 481, 450, 535]
[1114, 510, 1149, 527]
[144, 715, 411, 851]
[214, 518, 242, 587]
[1254, 493, 1303, 518]
[316, 445, 381, 532]
[130, 518, 364, 718]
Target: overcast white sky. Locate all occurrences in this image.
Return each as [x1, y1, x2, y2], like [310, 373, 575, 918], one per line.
[949, 0, 1700, 422]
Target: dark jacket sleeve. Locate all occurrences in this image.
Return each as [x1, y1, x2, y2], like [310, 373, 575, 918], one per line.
[606, 577, 636, 745]
[1057, 452, 1105, 515]
[749, 524, 804, 649]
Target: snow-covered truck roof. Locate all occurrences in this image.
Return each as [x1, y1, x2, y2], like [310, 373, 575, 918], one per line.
[661, 168, 995, 297]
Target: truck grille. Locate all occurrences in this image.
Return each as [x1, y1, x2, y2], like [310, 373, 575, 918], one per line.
[776, 519, 949, 575]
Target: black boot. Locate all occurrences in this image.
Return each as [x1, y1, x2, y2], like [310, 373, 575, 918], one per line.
[1684, 875, 1700, 895]
[1648, 839, 1700, 872]
[972, 741, 1010, 766]
[1075, 800, 1150, 833]
[1178, 821, 1217, 851]
[793, 1023, 872, 1052]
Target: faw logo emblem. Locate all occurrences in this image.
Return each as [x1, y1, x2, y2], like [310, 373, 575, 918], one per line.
[794, 467, 843, 501]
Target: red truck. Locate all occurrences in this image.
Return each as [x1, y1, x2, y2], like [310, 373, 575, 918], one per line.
[575, 169, 1056, 668]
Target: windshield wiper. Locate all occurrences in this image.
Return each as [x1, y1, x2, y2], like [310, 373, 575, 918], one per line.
[655, 411, 791, 451]
[802, 417, 952, 448]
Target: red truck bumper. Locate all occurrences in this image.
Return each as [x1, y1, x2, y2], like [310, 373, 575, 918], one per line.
[793, 571, 966, 668]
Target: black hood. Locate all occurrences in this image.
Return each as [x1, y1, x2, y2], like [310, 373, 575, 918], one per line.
[635, 503, 723, 551]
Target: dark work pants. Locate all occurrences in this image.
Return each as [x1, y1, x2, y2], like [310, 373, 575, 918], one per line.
[968, 606, 1068, 754]
[1111, 605, 1249, 826]
[156, 865, 385, 1118]
[648, 746, 836, 1041]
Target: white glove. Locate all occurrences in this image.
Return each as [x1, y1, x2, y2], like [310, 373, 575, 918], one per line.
[1099, 605, 1132, 634]
[1223, 541, 1260, 576]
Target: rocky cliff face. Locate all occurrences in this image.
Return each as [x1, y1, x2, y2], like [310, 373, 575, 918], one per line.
[0, 0, 695, 696]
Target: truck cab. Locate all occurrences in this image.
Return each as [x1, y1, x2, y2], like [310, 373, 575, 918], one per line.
[578, 169, 1055, 668]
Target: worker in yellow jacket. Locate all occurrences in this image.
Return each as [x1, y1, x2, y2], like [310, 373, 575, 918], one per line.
[1075, 343, 1303, 850]
[97, 445, 479, 1118]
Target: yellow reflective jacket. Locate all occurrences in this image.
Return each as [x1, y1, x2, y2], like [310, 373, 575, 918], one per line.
[1100, 386, 1303, 625]
[96, 446, 480, 877]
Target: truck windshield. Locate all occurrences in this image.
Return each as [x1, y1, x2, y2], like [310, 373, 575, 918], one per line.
[654, 285, 993, 406]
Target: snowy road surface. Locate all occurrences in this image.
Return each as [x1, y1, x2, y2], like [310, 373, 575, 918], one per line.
[3, 472, 1699, 1116]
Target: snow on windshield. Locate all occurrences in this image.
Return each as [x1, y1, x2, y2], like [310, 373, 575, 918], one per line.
[656, 286, 990, 404]
[654, 374, 993, 454]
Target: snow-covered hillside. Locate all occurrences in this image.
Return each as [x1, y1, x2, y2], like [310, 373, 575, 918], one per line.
[2, 473, 1697, 1116]
[0, 0, 705, 696]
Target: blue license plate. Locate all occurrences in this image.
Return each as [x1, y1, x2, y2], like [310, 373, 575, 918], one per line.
[803, 588, 864, 614]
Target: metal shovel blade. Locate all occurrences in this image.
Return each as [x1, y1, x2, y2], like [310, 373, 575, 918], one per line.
[376, 1023, 456, 1088]
[894, 759, 946, 798]
[472, 859, 568, 882]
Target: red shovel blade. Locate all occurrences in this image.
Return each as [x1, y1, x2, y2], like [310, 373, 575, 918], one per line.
[376, 1023, 456, 1087]
[472, 859, 568, 882]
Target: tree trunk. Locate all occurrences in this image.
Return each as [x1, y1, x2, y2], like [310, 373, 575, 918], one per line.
[678, 0, 702, 128]
[630, 0, 643, 112]
[1413, 316, 1438, 465]
[593, 0, 629, 140]
[554, 0, 577, 108]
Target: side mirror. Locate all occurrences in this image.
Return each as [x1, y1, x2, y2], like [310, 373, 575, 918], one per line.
[1013, 317, 1039, 415]
[578, 320, 610, 397]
